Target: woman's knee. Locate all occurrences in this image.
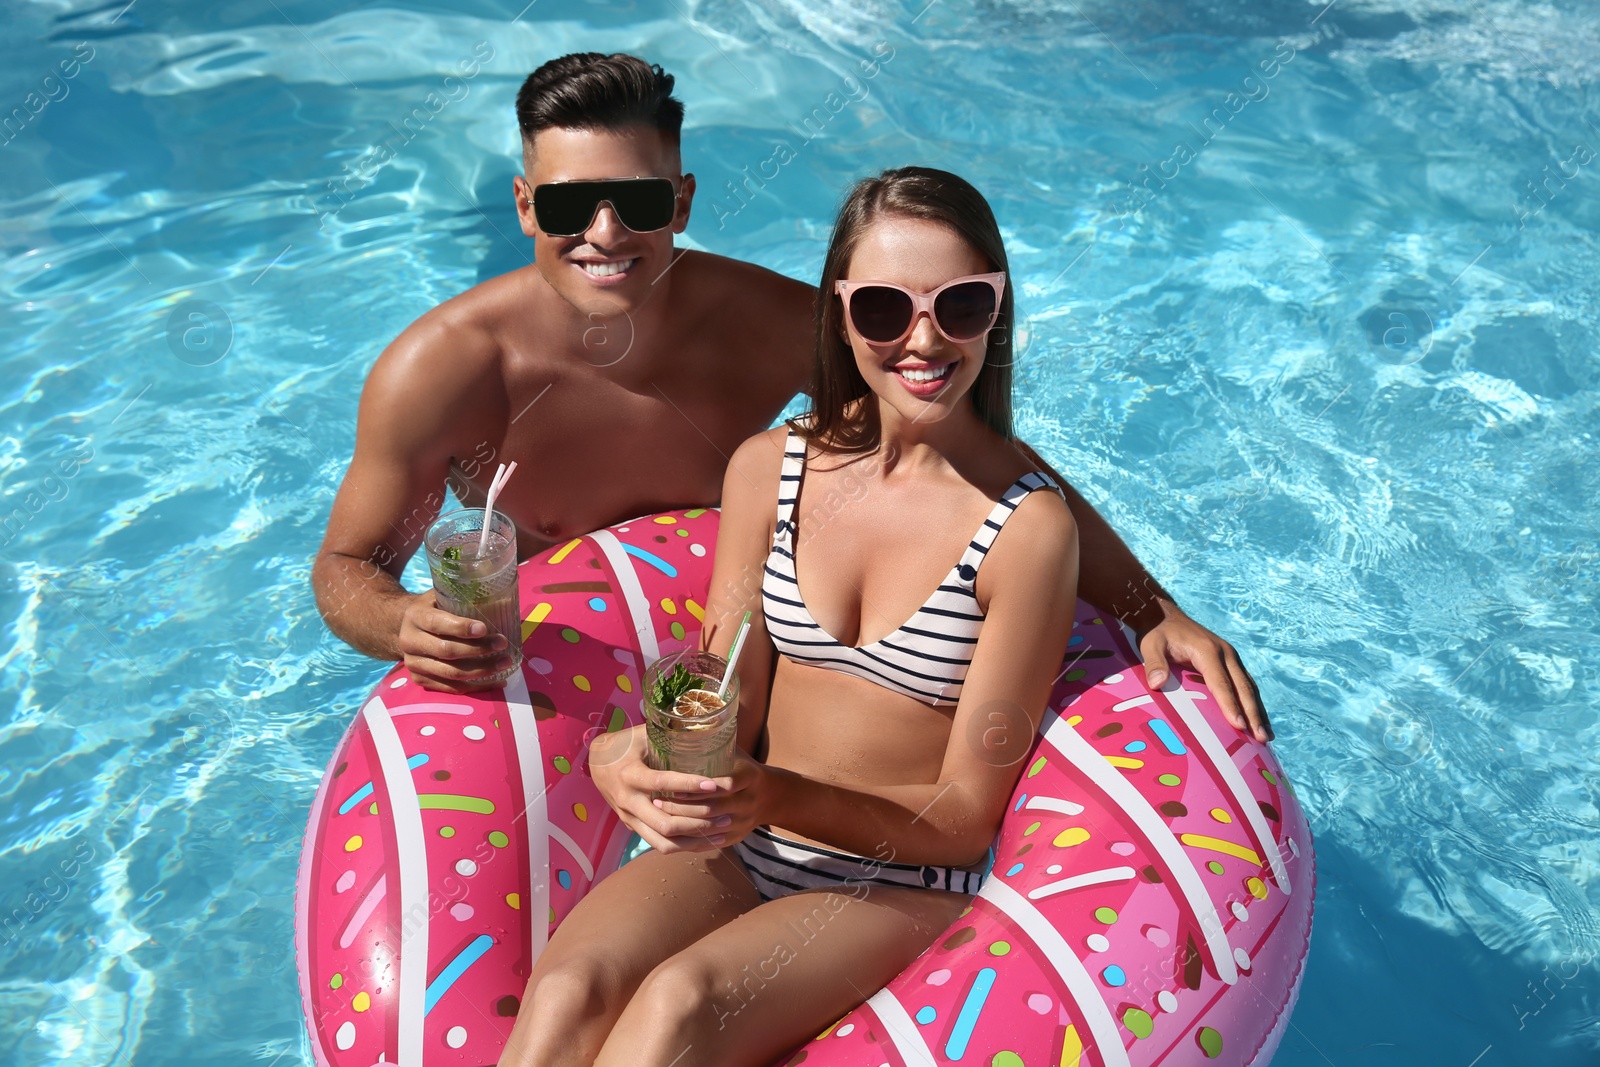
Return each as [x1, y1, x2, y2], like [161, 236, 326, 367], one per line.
[526, 957, 628, 1029]
[630, 952, 726, 1033]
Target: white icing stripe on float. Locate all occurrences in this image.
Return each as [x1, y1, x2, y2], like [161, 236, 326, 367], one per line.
[362, 695, 429, 1067]
[980, 877, 1131, 1067]
[1024, 795, 1085, 816]
[1112, 695, 1156, 712]
[865, 990, 937, 1067]
[589, 529, 661, 665]
[1026, 865, 1136, 901]
[1041, 709, 1237, 984]
[549, 822, 595, 883]
[1161, 684, 1290, 895]
[504, 670, 551, 965]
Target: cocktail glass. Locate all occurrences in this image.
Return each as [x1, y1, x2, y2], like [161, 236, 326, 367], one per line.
[423, 508, 522, 686]
[641, 648, 740, 782]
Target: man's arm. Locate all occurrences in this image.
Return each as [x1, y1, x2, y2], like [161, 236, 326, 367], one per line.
[1012, 440, 1272, 742]
[311, 313, 514, 690]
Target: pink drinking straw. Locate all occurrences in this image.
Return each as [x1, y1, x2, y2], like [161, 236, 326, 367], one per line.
[475, 461, 517, 558]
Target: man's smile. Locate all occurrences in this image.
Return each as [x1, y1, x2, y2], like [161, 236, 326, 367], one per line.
[573, 256, 640, 284]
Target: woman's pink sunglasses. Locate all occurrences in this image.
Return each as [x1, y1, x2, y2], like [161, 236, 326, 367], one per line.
[835, 272, 1007, 346]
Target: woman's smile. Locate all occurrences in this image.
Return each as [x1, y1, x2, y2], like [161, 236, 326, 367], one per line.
[888, 358, 956, 396]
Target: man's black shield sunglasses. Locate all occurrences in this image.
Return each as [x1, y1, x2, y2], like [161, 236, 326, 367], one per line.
[530, 177, 679, 237]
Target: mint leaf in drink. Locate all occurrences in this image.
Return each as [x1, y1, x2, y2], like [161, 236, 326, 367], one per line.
[435, 544, 487, 602]
[650, 664, 706, 709]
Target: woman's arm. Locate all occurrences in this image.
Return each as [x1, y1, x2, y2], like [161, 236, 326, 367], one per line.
[1011, 440, 1271, 742]
[586, 429, 786, 853]
[698, 430, 783, 756]
[707, 489, 1081, 867]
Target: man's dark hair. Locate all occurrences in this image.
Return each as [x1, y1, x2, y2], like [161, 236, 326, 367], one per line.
[515, 53, 684, 151]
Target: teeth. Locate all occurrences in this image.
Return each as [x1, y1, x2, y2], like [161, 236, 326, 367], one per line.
[579, 259, 636, 277]
[896, 364, 951, 383]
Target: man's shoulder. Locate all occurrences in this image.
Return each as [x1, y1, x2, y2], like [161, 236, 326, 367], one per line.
[378, 269, 536, 379]
[675, 249, 814, 310]
[360, 272, 532, 434]
[680, 247, 809, 283]
[670, 251, 814, 393]
[414, 268, 529, 347]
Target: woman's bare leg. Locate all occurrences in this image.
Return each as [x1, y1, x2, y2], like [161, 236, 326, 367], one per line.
[593, 881, 972, 1067]
[498, 846, 761, 1067]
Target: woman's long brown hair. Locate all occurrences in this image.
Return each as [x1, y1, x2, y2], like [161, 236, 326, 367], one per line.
[794, 166, 1015, 452]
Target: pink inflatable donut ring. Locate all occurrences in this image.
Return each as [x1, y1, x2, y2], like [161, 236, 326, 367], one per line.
[778, 604, 1316, 1067]
[294, 508, 1316, 1067]
[295, 508, 716, 1064]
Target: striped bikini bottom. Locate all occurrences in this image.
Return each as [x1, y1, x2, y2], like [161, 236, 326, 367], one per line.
[731, 826, 992, 903]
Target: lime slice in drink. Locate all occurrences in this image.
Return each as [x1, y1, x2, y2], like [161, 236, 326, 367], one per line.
[672, 688, 726, 728]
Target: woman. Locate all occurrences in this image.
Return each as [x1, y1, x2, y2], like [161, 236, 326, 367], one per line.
[500, 167, 1079, 1067]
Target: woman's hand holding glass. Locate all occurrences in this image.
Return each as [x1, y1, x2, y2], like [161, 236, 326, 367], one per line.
[650, 746, 770, 849]
[588, 724, 738, 853]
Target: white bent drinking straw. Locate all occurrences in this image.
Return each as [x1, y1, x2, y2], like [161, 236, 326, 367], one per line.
[475, 461, 518, 558]
[717, 610, 753, 700]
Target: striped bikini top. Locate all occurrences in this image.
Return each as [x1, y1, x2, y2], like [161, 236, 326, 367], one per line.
[761, 428, 1063, 707]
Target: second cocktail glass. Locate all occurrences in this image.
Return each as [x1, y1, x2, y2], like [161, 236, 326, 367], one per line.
[641, 648, 740, 782]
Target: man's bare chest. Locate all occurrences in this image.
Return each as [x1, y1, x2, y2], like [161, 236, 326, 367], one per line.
[446, 380, 760, 548]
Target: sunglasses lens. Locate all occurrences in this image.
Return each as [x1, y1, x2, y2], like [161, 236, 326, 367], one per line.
[532, 183, 597, 236]
[533, 179, 677, 236]
[933, 281, 998, 340]
[848, 285, 914, 343]
[605, 180, 676, 232]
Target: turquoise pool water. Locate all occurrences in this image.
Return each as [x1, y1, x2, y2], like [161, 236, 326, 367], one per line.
[2, 0, 1596, 1063]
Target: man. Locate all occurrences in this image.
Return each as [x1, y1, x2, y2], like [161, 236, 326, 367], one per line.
[310, 52, 1270, 740]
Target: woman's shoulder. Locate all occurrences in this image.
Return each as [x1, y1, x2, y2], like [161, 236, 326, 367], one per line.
[733, 423, 794, 463]
[725, 425, 794, 495]
[1002, 473, 1074, 535]
[961, 449, 1076, 615]
[985, 444, 1077, 559]
[976, 481, 1076, 610]
[976, 437, 1067, 511]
